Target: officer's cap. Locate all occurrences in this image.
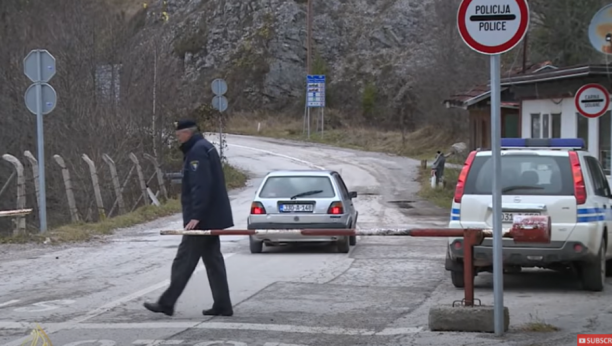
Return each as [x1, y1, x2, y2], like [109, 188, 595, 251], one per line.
[174, 119, 198, 130]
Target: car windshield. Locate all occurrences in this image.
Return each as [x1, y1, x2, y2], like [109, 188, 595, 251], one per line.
[464, 154, 575, 196]
[258, 176, 336, 198]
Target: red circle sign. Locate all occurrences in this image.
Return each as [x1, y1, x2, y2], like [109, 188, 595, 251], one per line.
[575, 83, 610, 119]
[457, 0, 530, 55]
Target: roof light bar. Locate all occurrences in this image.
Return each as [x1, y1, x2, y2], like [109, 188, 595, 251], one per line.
[500, 138, 585, 149]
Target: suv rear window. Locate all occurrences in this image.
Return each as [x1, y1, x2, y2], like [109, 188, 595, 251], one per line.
[464, 154, 575, 196]
[258, 176, 336, 198]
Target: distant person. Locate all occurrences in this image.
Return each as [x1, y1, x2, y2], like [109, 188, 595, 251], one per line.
[144, 119, 234, 317]
[432, 151, 446, 183]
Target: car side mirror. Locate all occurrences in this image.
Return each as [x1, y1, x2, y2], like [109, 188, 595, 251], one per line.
[349, 191, 358, 199]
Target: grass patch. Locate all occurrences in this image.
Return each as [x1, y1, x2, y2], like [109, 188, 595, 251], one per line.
[227, 112, 460, 159]
[0, 163, 248, 244]
[518, 321, 560, 332]
[417, 165, 461, 210]
[223, 162, 248, 189]
[517, 314, 560, 332]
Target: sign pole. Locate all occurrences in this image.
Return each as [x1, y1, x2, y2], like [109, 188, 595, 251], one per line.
[24, 49, 57, 233]
[321, 107, 325, 137]
[457, 0, 530, 336]
[588, 4, 612, 172]
[35, 51, 48, 233]
[307, 107, 311, 139]
[490, 53, 504, 334]
[211, 78, 229, 159]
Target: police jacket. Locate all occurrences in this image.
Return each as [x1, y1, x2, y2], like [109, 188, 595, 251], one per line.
[179, 133, 234, 230]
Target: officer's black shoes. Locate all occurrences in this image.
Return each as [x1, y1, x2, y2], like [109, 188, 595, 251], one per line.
[143, 302, 174, 316]
[202, 308, 233, 316]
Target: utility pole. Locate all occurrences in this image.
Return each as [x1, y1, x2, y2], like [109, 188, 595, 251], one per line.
[306, 0, 313, 74]
[304, 0, 314, 136]
[521, 33, 528, 73]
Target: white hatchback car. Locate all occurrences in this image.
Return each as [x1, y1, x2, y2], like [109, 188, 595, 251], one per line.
[446, 138, 612, 291]
[247, 170, 359, 254]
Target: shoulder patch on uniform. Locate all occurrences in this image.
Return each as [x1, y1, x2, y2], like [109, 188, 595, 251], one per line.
[190, 160, 199, 171]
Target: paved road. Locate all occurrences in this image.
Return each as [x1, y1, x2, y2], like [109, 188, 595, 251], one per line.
[0, 135, 609, 346]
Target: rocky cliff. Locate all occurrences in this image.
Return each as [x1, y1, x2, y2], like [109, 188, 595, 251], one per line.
[136, 0, 431, 112]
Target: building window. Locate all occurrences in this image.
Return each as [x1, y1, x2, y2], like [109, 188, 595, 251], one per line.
[552, 113, 561, 138]
[577, 113, 589, 150]
[531, 113, 541, 138]
[598, 111, 611, 174]
[531, 113, 560, 138]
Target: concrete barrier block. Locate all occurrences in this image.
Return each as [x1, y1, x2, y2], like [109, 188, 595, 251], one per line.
[428, 304, 509, 333]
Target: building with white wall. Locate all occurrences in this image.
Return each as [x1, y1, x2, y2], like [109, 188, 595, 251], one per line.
[445, 63, 612, 173]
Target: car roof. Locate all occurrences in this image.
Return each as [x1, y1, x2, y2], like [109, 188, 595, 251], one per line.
[264, 170, 336, 177]
[475, 149, 572, 157]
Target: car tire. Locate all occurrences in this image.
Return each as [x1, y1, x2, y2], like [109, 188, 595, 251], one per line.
[349, 235, 356, 246]
[337, 236, 350, 253]
[249, 236, 263, 254]
[450, 271, 465, 288]
[581, 238, 606, 292]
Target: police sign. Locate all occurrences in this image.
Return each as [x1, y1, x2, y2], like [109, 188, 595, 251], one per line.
[457, 0, 530, 55]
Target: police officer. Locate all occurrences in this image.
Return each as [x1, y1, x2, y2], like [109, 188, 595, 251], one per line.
[144, 120, 234, 317]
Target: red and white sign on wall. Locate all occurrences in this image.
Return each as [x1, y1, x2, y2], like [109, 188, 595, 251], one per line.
[574, 83, 611, 119]
[457, 0, 530, 55]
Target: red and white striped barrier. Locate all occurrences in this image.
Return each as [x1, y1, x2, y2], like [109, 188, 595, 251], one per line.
[0, 209, 32, 218]
[159, 215, 551, 243]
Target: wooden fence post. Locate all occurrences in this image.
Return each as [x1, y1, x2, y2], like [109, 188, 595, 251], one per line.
[102, 154, 126, 215]
[23, 150, 40, 208]
[144, 153, 168, 201]
[53, 154, 79, 223]
[129, 153, 149, 206]
[2, 154, 27, 235]
[82, 154, 106, 221]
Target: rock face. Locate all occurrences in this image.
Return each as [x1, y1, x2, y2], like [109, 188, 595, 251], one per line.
[142, 0, 431, 112]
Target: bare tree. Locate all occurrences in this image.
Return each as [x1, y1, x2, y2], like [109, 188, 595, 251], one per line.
[0, 0, 186, 234]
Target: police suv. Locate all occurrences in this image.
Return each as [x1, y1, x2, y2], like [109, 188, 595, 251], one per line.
[446, 138, 612, 292]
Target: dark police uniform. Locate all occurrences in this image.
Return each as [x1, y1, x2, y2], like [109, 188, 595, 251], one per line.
[144, 120, 234, 317]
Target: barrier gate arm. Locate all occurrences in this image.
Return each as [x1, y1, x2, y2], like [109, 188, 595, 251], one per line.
[160, 215, 551, 308]
[0, 209, 32, 217]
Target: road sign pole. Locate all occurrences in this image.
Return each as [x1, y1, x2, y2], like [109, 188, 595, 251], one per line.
[307, 108, 311, 139]
[490, 53, 504, 335]
[35, 51, 48, 233]
[457, 0, 530, 337]
[210, 79, 228, 159]
[589, 4, 612, 171]
[23, 49, 57, 233]
[321, 107, 324, 137]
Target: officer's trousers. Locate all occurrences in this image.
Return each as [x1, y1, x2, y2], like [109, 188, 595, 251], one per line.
[158, 234, 232, 310]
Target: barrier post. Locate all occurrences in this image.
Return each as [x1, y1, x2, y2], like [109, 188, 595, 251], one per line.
[461, 229, 483, 307]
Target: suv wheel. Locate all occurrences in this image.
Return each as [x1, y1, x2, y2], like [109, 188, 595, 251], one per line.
[581, 239, 606, 292]
[337, 236, 350, 253]
[249, 236, 263, 254]
[349, 236, 356, 246]
[450, 271, 465, 288]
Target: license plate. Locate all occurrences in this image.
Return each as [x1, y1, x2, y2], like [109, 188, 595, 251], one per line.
[279, 204, 314, 212]
[502, 212, 541, 223]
